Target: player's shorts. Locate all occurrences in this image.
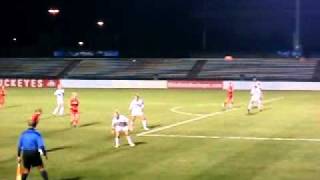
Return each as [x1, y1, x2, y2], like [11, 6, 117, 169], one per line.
[250, 95, 260, 103]
[70, 109, 79, 114]
[115, 126, 129, 132]
[22, 150, 43, 170]
[57, 100, 64, 105]
[131, 109, 143, 117]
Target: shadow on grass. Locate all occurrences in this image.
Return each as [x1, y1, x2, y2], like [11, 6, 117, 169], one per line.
[148, 124, 161, 129]
[79, 121, 101, 128]
[247, 107, 272, 116]
[3, 104, 22, 109]
[61, 177, 82, 180]
[134, 141, 147, 146]
[47, 145, 73, 153]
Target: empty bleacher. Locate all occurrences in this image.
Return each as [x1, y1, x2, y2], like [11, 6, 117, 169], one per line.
[66, 59, 197, 79]
[0, 58, 72, 78]
[0, 58, 318, 81]
[198, 58, 318, 81]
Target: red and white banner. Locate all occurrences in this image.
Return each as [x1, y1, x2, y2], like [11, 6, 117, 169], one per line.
[168, 80, 223, 89]
[0, 79, 60, 88]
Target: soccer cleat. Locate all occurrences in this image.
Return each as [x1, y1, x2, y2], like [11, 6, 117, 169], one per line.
[144, 127, 150, 131]
[129, 143, 135, 147]
[115, 144, 120, 148]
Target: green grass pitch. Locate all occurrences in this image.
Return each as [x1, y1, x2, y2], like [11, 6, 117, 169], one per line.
[1, 88, 320, 180]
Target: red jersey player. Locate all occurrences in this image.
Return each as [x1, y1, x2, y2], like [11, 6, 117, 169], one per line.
[31, 109, 42, 124]
[224, 82, 234, 109]
[0, 86, 6, 108]
[70, 92, 80, 128]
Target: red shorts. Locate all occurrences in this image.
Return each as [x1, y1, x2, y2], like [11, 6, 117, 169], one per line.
[70, 109, 79, 115]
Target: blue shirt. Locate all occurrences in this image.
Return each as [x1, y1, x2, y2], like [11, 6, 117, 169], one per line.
[17, 128, 46, 155]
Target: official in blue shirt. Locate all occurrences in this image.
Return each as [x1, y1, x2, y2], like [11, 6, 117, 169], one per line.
[17, 119, 49, 180]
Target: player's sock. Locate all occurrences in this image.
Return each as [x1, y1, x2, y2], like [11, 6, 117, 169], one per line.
[142, 120, 149, 130]
[59, 106, 64, 115]
[40, 170, 49, 180]
[115, 137, 120, 147]
[126, 136, 135, 146]
[22, 173, 28, 180]
[53, 107, 58, 115]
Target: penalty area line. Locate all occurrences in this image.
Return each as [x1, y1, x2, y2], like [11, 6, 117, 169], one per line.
[137, 108, 238, 136]
[137, 96, 284, 137]
[141, 134, 320, 143]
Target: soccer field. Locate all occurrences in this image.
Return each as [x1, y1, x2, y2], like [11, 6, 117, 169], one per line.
[1, 88, 320, 180]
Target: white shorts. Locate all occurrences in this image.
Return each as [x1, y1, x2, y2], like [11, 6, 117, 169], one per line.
[57, 99, 64, 105]
[131, 109, 143, 117]
[115, 126, 129, 132]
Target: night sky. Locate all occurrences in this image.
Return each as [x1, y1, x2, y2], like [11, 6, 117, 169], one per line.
[0, 0, 319, 57]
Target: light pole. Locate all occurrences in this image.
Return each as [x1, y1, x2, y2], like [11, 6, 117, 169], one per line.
[293, 0, 302, 56]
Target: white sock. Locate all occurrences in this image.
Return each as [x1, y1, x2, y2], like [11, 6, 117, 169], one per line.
[59, 106, 64, 115]
[53, 107, 59, 115]
[126, 136, 134, 145]
[142, 120, 148, 129]
[115, 137, 120, 147]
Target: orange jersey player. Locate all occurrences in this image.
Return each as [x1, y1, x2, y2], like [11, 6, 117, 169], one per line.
[31, 109, 43, 124]
[224, 82, 234, 109]
[0, 86, 6, 108]
[70, 92, 80, 128]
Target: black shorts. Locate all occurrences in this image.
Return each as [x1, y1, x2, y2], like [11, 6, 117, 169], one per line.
[22, 150, 43, 169]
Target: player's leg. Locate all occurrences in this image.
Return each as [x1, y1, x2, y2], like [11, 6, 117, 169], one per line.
[114, 130, 120, 148]
[52, 102, 59, 115]
[75, 113, 80, 126]
[21, 168, 30, 180]
[0, 98, 4, 108]
[141, 115, 149, 130]
[129, 116, 136, 131]
[124, 129, 135, 147]
[58, 102, 64, 115]
[37, 165, 48, 180]
[257, 99, 263, 111]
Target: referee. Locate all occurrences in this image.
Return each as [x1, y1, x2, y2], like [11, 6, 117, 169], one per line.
[17, 119, 49, 180]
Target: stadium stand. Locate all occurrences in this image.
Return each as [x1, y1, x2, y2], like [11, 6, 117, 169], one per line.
[0, 58, 318, 81]
[66, 59, 197, 80]
[0, 58, 72, 78]
[198, 58, 318, 81]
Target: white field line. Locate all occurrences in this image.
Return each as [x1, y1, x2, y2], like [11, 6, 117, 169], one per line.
[141, 134, 320, 143]
[137, 97, 284, 137]
[137, 109, 237, 136]
[170, 106, 204, 117]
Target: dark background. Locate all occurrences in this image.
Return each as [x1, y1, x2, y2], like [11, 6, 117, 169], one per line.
[0, 0, 319, 57]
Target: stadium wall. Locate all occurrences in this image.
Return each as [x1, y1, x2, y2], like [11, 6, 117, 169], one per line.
[2, 78, 320, 90]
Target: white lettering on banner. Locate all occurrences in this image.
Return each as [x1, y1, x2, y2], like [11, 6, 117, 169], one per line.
[60, 80, 167, 89]
[224, 81, 320, 91]
[168, 80, 223, 89]
[0, 79, 59, 88]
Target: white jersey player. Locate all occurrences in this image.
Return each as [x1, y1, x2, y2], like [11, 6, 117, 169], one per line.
[129, 95, 149, 131]
[53, 84, 64, 116]
[248, 85, 263, 114]
[111, 111, 135, 148]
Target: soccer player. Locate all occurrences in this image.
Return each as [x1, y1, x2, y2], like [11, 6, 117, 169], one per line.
[248, 84, 263, 114]
[129, 94, 150, 131]
[0, 85, 6, 108]
[70, 92, 80, 128]
[111, 111, 135, 148]
[17, 119, 49, 180]
[52, 84, 64, 116]
[223, 82, 234, 109]
[31, 109, 43, 124]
